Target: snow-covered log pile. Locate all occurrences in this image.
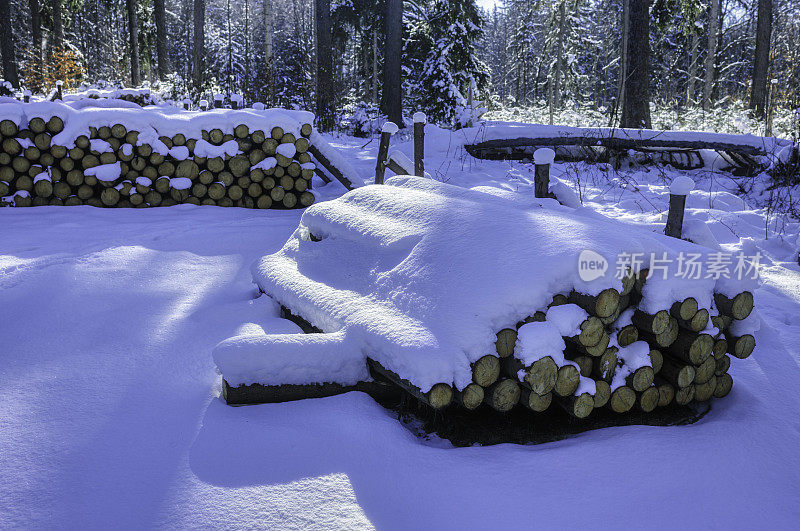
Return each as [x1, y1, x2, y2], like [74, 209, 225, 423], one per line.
[0, 100, 356, 208]
[215, 176, 757, 420]
[463, 122, 796, 171]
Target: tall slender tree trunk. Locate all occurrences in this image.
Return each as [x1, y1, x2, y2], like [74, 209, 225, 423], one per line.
[52, 0, 64, 50]
[620, 0, 651, 128]
[226, 0, 232, 93]
[29, 0, 42, 61]
[264, 0, 273, 104]
[380, 0, 402, 125]
[687, 30, 698, 105]
[749, 0, 772, 118]
[616, 0, 629, 125]
[372, 23, 378, 105]
[0, 0, 18, 87]
[314, 0, 334, 130]
[154, 0, 168, 80]
[702, 0, 720, 111]
[126, 0, 140, 86]
[193, 0, 205, 91]
[244, 0, 250, 99]
[552, 0, 567, 119]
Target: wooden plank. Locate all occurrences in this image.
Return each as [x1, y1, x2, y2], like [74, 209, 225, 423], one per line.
[308, 144, 354, 190]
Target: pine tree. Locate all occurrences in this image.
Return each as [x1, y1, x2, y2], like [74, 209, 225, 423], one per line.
[418, 0, 490, 125]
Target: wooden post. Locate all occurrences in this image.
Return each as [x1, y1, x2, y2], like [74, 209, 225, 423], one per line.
[199, 99, 209, 111]
[533, 147, 555, 198]
[213, 93, 223, 108]
[413, 112, 426, 177]
[23, 90, 31, 103]
[54, 81, 63, 101]
[374, 121, 397, 185]
[665, 176, 694, 238]
[182, 98, 191, 110]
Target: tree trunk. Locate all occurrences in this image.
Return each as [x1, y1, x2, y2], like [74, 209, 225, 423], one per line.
[264, 0, 273, 104]
[380, 0, 403, 126]
[193, 0, 205, 91]
[620, 0, 651, 129]
[52, 0, 64, 50]
[29, 0, 42, 61]
[686, 30, 698, 105]
[551, 0, 567, 121]
[0, 0, 18, 87]
[154, 0, 168, 80]
[126, 0, 140, 86]
[314, 0, 334, 130]
[615, 0, 629, 125]
[702, 0, 720, 111]
[749, 0, 772, 118]
[372, 22, 378, 105]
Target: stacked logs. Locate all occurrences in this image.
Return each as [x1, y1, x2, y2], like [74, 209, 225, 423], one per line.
[0, 115, 317, 210]
[364, 269, 753, 418]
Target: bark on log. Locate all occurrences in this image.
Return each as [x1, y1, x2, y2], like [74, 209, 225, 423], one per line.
[222, 378, 402, 405]
[308, 144, 353, 190]
[367, 358, 452, 409]
[713, 291, 754, 320]
[568, 289, 619, 318]
[557, 392, 594, 419]
[726, 333, 755, 359]
[632, 309, 670, 335]
[659, 355, 696, 388]
[674, 384, 695, 405]
[668, 331, 713, 365]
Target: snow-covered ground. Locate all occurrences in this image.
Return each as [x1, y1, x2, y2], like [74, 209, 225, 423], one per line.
[2, 124, 800, 528]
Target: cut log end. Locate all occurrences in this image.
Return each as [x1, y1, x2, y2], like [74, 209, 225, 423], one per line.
[631, 366, 655, 392]
[526, 356, 559, 396]
[495, 328, 517, 358]
[638, 386, 660, 413]
[592, 380, 611, 408]
[472, 355, 501, 387]
[485, 379, 521, 412]
[457, 383, 485, 410]
[713, 373, 733, 398]
[520, 388, 552, 412]
[428, 383, 454, 409]
[609, 386, 636, 413]
[554, 365, 580, 397]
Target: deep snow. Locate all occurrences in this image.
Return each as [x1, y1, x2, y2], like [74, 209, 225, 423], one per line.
[2, 125, 800, 528]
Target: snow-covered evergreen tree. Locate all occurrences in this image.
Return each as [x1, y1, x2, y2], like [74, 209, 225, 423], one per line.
[417, 0, 490, 125]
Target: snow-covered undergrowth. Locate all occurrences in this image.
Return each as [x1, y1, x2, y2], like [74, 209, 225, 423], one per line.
[486, 101, 800, 140]
[2, 123, 800, 526]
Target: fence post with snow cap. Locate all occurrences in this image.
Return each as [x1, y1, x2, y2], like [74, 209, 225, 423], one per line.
[413, 112, 426, 177]
[375, 121, 398, 185]
[213, 93, 224, 109]
[199, 99, 209, 111]
[665, 176, 694, 239]
[533, 147, 555, 198]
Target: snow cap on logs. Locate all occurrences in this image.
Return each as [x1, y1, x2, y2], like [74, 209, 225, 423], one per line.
[670, 176, 695, 195]
[382, 121, 399, 135]
[533, 147, 555, 165]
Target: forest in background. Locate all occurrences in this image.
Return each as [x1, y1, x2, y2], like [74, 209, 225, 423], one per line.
[0, 0, 797, 135]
